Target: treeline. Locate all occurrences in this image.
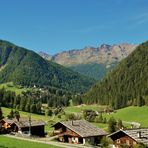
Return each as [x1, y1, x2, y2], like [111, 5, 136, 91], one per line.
[82, 41, 148, 109]
[0, 86, 72, 114]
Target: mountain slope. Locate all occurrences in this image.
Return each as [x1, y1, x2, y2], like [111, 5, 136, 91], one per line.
[84, 41, 148, 108]
[0, 40, 95, 93]
[69, 63, 116, 80]
[39, 43, 137, 80]
[52, 44, 137, 66]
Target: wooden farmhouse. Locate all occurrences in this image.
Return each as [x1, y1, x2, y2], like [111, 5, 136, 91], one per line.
[0, 118, 46, 137]
[52, 119, 106, 145]
[108, 128, 148, 148]
[0, 119, 14, 129]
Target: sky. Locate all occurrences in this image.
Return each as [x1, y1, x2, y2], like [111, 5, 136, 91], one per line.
[0, 0, 148, 55]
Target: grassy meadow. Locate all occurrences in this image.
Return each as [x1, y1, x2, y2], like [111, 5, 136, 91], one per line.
[0, 82, 28, 95]
[2, 104, 148, 134]
[104, 106, 148, 127]
[64, 104, 106, 113]
[0, 135, 59, 148]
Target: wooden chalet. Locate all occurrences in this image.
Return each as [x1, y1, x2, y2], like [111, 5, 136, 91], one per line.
[108, 128, 148, 148]
[52, 119, 106, 145]
[0, 119, 14, 129]
[0, 118, 46, 137]
[0, 119, 14, 133]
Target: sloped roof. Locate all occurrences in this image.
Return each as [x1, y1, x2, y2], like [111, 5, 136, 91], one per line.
[108, 128, 148, 146]
[13, 119, 46, 128]
[125, 128, 148, 146]
[53, 120, 106, 137]
[1, 119, 14, 124]
[1, 118, 46, 128]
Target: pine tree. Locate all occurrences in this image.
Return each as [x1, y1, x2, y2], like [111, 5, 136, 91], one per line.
[8, 109, 14, 119]
[108, 117, 116, 133]
[117, 119, 123, 129]
[15, 110, 20, 121]
[137, 96, 145, 107]
[0, 107, 3, 120]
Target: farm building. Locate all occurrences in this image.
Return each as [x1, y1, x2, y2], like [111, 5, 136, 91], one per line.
[0, 119, 14, 129]
[0, 118, 46, 136]
[52, 119, 106, 145]
[108, 128, 148, 148]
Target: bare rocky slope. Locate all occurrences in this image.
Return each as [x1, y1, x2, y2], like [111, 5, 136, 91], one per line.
[39, 43, 137, 79]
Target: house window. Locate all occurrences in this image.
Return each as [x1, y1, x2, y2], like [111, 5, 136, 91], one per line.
[133, 141, 137, 145]
[126, 139, 130, 145]
[117, 139, 120, 144]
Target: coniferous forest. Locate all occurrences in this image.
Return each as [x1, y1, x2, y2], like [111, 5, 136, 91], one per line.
[83, 41, 148, 109]
[0, 40, 95, 94]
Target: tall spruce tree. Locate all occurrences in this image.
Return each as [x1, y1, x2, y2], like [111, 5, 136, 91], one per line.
[0, 107, 3, 119]
[108, 117, 117, 133]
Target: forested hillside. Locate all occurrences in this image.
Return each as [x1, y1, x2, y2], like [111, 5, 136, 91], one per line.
[0, 40, 95, 93]
[70, 63, 116, 80]
[84, 41, 148, 109]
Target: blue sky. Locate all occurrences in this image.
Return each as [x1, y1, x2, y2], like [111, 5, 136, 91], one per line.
[0, 0, 148, 55]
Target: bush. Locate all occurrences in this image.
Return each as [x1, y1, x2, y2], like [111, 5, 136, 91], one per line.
[108, 117, 117, 133]
[83, 109, 97, 122]
[95, 114, 103, 123]
[100, 137, 109, 148]
[65, 113, 82, 120]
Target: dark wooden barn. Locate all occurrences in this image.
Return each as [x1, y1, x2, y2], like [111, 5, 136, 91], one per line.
[0, 118, 46, 137]
[10, 118, 46, 136]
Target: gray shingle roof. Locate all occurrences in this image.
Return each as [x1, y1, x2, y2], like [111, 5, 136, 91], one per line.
[1, 119, 14, 124]
[56, 120, 106, 137]
[108, 128, 148, 146]
[2, 118, 46, 128]
[13, 118, 46, 128]
[124, 128, 148, 146]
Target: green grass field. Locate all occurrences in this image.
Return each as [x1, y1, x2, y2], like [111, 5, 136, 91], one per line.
[2, 105, 148, 133]
[0, 135, 59, 148]
[64, 104, 106, 113]
[0, 82, 28, 95]
[1, 107, 65, 132]
[104, 106, 148, 127]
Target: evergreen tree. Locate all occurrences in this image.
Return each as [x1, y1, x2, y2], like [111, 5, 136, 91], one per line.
[137, 96, 145, 107]
[8, 109, 14, 119]
[117, 119, 123, 129]
[19, 97, 26, 111]
[0, 107, 3, 120]
[36, 102, 42, 114]
[30, 104, 36, 113]
[108, 117, 117, 133]
[15, 110, 20, 121]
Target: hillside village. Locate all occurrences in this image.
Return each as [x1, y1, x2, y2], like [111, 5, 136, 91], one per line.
[0, 1, 148, 147]
[0, 40, 147, 148]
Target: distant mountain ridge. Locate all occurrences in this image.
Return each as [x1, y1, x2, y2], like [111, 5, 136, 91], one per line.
[51, 43, 137, 66]
[39, 43, 137, 79]
[0, 40, 95, 93]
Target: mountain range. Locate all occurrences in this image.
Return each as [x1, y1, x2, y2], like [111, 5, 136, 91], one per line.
[39, 43, 137, 79]
[0, 40, 94, 93]
[84, 41, 148, 109]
